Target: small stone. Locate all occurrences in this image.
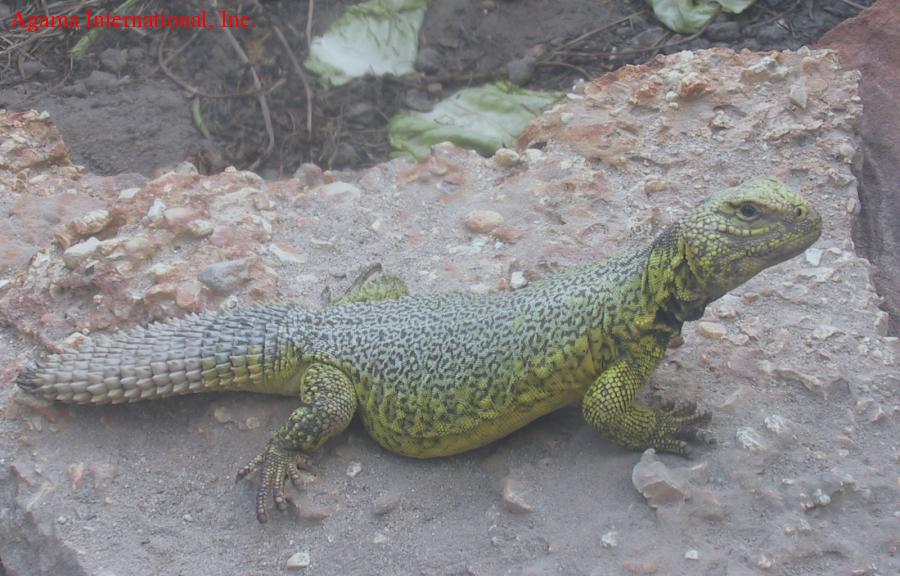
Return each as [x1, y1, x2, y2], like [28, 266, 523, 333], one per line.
[601, 530, 618, 548]
[510, 271, 528, 290]
[71, 209, 112, 237]
[100, 48, 128, 73]
[507, 56, 536, 85]
[286, 551, 310, 570]
[57, 515, 68, 525]
[631, 449, 687, 508]
[501, 478, 534, 513]
[804, 247, 822, 266]
[294, 163, 324, 187]
[146, 198, 166, 223]
[62, 237, 101, 269]
[118, 187, 140, 201]
[346, 461, 362, 478]
[757, 555, 773, 570]
[493, 225, 526, 244]
[812, 325, 840, 340]
[789, 84, 808, 109]
[415, 47, 442, 75]
[186, 219, 214, 238]
[464, 210, 504, 234]
[623, 561, 657, 574]
[212, 406, 233, 424]
[493, 148, 521, 168]
[198, 259, 249, 294]
[372, 532, 389, 545]
[684, 549, 699, 560]
[764, 415, 790, 435]
[85, 70, 118, 91]
[698, 321, 727, 339]
[373, 492, 401, 515]
[295, 499, 332, 521]
[269, 243, 307, 265]
[163, 207, 200, 229]
[736, 427, 768, 452]
[182, 513, 193, 522]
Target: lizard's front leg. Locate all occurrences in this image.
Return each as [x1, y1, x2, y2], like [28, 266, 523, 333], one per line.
[237, 363, 357, 522]
[582, 337, 711, 455]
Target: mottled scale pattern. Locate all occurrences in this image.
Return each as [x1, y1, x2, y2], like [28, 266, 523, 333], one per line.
[18, 178, 823, 521]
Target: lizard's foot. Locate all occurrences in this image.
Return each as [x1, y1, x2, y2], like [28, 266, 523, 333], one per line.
[236, 442, 317, 523]
[651, 401, 714, 456]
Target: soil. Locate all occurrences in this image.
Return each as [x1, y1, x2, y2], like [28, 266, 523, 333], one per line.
[0, 0, 873, 177]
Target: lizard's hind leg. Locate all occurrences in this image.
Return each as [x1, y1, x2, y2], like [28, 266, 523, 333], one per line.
[329, 263, 410, 306]
[237, 363, 357, 523]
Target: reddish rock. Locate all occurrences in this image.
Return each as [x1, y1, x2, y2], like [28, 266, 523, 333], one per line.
[818, 0, 900, 336]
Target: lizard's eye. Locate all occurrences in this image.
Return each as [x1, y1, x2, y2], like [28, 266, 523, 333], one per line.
[737, 203, 759, 221]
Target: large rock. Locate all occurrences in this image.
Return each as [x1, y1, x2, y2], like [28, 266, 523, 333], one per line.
[818, 0, 900, 337]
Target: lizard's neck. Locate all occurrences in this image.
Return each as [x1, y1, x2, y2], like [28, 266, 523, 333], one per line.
[641, 223, 711, 324]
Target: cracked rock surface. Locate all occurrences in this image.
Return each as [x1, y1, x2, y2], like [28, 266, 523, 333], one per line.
[1, 47, 897, 576]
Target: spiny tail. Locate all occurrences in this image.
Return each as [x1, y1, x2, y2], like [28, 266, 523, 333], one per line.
[16, 304, 310, 405]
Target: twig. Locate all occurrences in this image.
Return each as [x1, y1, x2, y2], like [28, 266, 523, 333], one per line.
[158, 28, 285, 98]
[555, 9, 647, 52]
[264, 6, 314, 134]
[535, 60, 590, 79]
[306, 0, 315, 50]
[218, 13, 276, 170]
[192, 96, 212, 140]
[835, 0, 868, 10]
[70, 0, 143, 60]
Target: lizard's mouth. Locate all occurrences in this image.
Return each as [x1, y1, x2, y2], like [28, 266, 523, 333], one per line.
[765, 205, 823, 263]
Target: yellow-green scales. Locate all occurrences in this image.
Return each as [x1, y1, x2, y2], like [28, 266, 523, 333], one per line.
[17, 178, 822, 522]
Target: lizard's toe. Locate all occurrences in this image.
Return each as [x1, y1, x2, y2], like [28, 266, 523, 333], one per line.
[238, 442, 309, 523]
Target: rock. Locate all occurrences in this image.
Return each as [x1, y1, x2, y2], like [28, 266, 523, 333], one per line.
[415, 47, 442, 75]
[622, 561, 657, 574]
[286, 551, 310, 570]
[501, 478, 534, 513]
[99, 48, 128, 73]
[493, 148, 522, 168]
[600, 531, 618, 548]
[507, 56, 536, 85]
[293, 163, 324, 188]
[464, 210, 504, 234]
[163, 207, 201, 229]
[62, 237, 101, 269]
[373, 492, 401, 515]
[198, 259, 249, 294]
[372, 532, 389, 545]
[146, 198, 166, 224]
[84, 70, 119, 91]
[403, 90, 433, 112]
[269, 243, 307, 265]
[698, 321, 727, 339]
[510, 271, 528, 290]
[735, 427, 768, 452]
[763, 414, 791, 435]
[186, 219, 214, 238]
[631, 449, 688, 508]
[789, 84, 808, 109]
[819, 1, 900, 336]
[69, 209, 112, 238]
[684, 549, 699, 560]
[346, 461, 362, 478]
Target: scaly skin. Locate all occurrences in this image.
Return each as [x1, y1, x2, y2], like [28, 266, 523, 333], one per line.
[17, 177, 822, 522]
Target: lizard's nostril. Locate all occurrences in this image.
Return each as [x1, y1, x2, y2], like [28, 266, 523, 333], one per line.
[795, 207, 805, 218]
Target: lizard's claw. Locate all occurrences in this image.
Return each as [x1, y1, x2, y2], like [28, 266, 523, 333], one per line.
[236, 442, 317, 523]
[651, 402, 714, 456]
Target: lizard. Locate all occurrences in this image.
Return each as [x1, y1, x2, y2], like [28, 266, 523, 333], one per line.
[15, 177, 822, 523]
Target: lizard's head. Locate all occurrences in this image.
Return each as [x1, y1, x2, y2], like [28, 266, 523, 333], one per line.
[678, 177, 822, 299]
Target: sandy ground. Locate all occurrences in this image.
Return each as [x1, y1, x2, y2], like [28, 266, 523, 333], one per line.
[0, 42, 897, 576]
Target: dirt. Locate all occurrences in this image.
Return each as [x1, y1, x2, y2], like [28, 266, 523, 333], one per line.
[0, 0, 873, 177]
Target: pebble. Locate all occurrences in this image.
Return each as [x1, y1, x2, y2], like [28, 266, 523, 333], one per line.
[493, 148, 522, 168]
[146, 198, 166, 224]
[501, 478, 534, 513]
[84, 70, 119, 91]
[163, 207, 200, 229]
[789, 84, 808, 109]
[735, 427, 768, 452]
[415, 47, 442, 75]
[684, 549, 699, 560]
[510, 271, 528, 290]
[373, 492, 401, 515]
[118, 187, 141, 201]
[198, 259, 249, 294]
[99, 48, 128, 73]
[631, 449, 687, 508]
[698, 321, 727, 339]
[186, 219, 214, 238]
[464, 210, 504, 234]
[622, 561, 657, 574]
[71, 209, 112, 237]
[346, 461, 362, 478]
[600, 530, 618, 548]
[507, 56, 536, 85]
[763, 415, 790, 435]
[62, 237, 101, 269]
[372, 532, 389, 545]
[286, 551, 310, 570]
